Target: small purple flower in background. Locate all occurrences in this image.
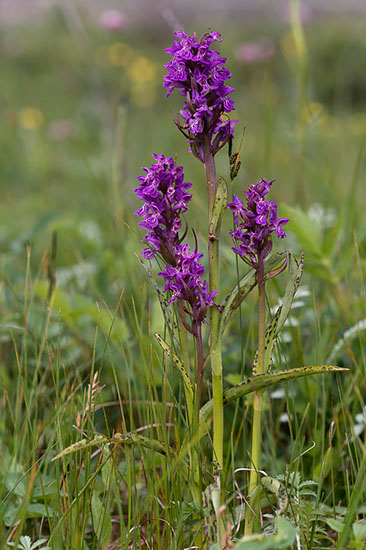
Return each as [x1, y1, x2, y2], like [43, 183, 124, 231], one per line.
[279, 2, 314, 25]
[236, 39, 274, 64]
[164, 30, 237, 160]
[134, 154, 192, 261]
[228, 179, 289, 266]
[100, 9, 128, 31]
[48, 120, 74, 141]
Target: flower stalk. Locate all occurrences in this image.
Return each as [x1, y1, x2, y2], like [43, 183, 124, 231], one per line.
[163, 30, 237, 471]
[228, 179, 289, 534]
[245, 250, 266, 535]
[203, 137, 224, 467]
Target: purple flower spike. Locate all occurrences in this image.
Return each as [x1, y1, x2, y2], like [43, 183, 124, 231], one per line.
[164, 30, 237, 159]
[134, 154, 192, 261]
[228, 179, 289, 265]
[135, 155, 215, 325]
[159, 244, 217, 324]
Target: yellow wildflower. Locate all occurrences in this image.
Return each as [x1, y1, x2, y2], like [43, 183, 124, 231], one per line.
[20, 108, 44, 130]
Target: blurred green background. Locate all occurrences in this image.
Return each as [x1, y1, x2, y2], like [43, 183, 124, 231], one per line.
[0, 0, 365, 353]
[1, 1, 365, 264]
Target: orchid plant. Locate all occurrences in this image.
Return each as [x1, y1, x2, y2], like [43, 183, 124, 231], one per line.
[54, 30, 344, 547]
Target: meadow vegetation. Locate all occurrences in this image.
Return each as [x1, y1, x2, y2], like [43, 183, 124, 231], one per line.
[0, 6, 365, 549]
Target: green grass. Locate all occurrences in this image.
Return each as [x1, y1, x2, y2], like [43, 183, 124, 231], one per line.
[0, 6, 365, 549]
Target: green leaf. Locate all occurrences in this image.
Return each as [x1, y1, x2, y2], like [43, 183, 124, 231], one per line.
[8, 538, 51, 550]
[261, 476, 288, 513]
[5, 472, 27, 497]
[199, 365, 346, 439]
[220, 252, 287, 333]
[91, 493, 112, 549]
[255, 252, 304, 374]
[3, 502, 18, 527]
[8, 535, 31, 550]
[53, 432, 190, 482]
[27, 540, 50, 550]
[54, 433, 169, 460]
[276, 252, 304, 335]
[154, 332, 194, 398]
[336, 445, 366, 549]
[252, 306, 282, 375]
[281, 204, 323, 257]
[180, 500, 201, 522]
[203, 476, 221, 546]
[225, 373, 242, 386]
[26, 503, 54, 519]
[224, 365, 345, 407]
[209, 177, 228, 238]
[34, 282, 129, 343]
[327, 518, 345, 533]
[235, 516, 297, 549]
[353, 520, 366, 540]
[52, 435, 107, 459]
[298, 480, 317, 488]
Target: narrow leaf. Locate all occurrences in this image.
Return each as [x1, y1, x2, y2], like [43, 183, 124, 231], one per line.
[52, 435, 108, 460]
[54, 433, 170, 461]
[203, 477, 221, 546]
[275, 252, 304, 335]
[209, 177, 228, 238]
[112, 432, 169, 456]
[91, 493, 112, 549]
[261, 476, 288, 513]
[199, 366, 347, 440]
[252, 252, 304, 375]
[336, 449, 366, 549]
[154, 332, 194, 397]
[53, 432, 190, 481]
[252, 306, 282, 375]
[220, 252, 287, 332]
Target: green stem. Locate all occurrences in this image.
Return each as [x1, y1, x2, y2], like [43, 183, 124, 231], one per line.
[202, 138, 224, 468]
[193, 321, 204, 508]
[245, 250, 266, 535]
[178, 313, 201, 504]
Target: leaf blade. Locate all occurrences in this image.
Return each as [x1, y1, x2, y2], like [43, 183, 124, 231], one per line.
[199, 365, 347, 439]
[154, 332, 194, 398]
[220, 252, 287, 333]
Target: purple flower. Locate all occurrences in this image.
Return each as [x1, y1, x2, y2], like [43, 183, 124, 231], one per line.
[134, 154, 192, 261]
[135, 157, 216, 324]
[100, 9, 128, 31]
[235, 39, 274, 64]
[164, 30, 237, 159]
[228, 179, 289, 265]
[159, 244, 217, 324]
